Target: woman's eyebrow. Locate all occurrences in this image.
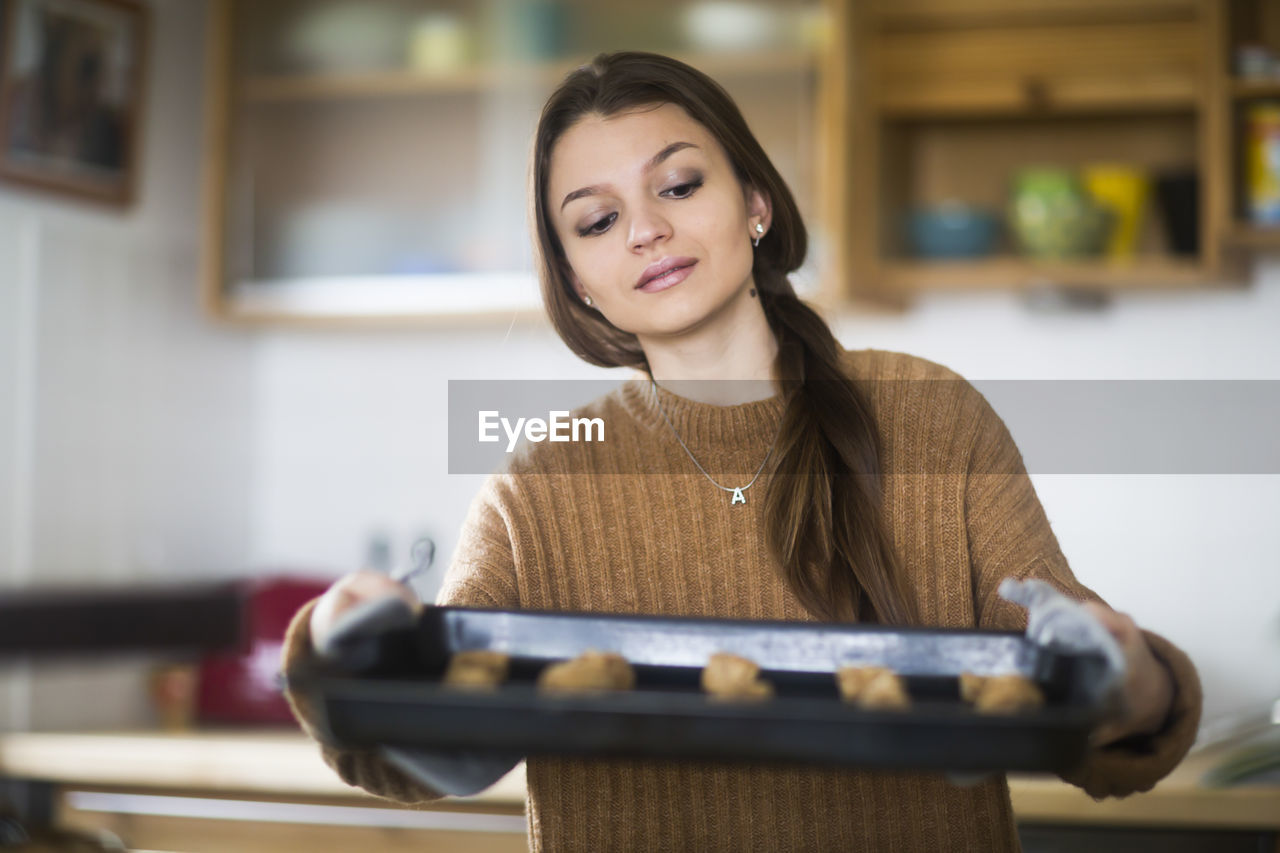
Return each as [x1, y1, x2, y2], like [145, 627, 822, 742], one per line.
[560, 141, 700, 211]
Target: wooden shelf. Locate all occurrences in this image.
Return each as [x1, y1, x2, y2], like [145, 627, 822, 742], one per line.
[872, 0, 1203, 30]
[213, 273, 547, 327]
[840, 0, 1238, 304]
[880, 95, 1198, 121]
[880, 76, 1199, 119]
[882, 256, 1208, 291]
[1224, 224, 1280, 247]
[243, 67, 504, 101]
[242, 49, 816, 104]
[1230, 78, 1280, 99]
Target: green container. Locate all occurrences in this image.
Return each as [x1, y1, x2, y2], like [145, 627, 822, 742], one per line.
[1009, 168, 1113, 259]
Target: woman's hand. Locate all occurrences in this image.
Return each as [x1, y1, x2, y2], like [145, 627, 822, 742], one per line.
[309, 570, 420, 655]
[1081, 602, 1175, 748]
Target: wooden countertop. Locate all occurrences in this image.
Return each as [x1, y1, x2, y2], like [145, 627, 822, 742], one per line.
[0, 730, 520, 807]
[2, 730, 1277, 829]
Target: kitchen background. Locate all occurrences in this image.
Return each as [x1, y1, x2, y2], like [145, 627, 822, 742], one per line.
[0, 0, 1277, 754]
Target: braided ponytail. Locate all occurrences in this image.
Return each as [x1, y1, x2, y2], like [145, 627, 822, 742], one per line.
[759, 280, 918, 625]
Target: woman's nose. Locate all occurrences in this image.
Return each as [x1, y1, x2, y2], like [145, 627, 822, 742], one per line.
[628, 207, 672, 251]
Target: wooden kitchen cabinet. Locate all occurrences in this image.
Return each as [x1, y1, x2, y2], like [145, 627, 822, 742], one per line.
[839, 0, 1269, 304]
[200, 0, 833, 323]
[1218, 0, 1280, 251]
[200, 0, 1277, 320]
[874, 8, 1201, 116]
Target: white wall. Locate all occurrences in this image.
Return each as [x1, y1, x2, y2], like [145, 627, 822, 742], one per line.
[249, 262, 1280, 736]
[248, 317, 607, 584]
[832, 265, 1280, 733]
[0, 0, 256, 730]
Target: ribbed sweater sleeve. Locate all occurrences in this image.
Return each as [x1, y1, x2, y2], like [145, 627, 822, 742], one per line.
[962, 377, 1202, 799]
[437, 474, 522, 610]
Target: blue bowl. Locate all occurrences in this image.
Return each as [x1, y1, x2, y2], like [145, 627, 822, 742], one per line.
[907, 205, 1000, 259]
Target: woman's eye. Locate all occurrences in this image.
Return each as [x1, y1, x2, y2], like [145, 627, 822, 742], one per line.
[663, 179, 703, 199]
[578, 212, 617, 237]
[573, 179, 701, 238]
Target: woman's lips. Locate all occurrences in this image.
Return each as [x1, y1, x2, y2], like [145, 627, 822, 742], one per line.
[637, 260, 696, 293]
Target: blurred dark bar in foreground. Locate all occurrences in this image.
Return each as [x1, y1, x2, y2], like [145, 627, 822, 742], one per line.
[0, 584, 244, 657]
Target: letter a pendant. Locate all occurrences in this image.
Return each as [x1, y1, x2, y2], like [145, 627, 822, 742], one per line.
[731, 487, 746, 505]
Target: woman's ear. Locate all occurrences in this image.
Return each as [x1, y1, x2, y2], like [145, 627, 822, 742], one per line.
[746, 186, 772, 235]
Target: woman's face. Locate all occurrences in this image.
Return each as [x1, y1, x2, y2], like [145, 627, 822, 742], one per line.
[547, 103, 770, 341]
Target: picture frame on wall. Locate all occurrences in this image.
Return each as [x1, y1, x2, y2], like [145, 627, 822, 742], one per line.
[0, 0, 149, 206]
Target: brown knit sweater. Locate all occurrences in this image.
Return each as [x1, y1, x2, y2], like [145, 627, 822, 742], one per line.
[282, 347, 1202, 852]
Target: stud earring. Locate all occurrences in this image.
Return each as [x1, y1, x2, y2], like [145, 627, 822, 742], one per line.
[583, 295, 593, 307]
[753, 222, 765, 248]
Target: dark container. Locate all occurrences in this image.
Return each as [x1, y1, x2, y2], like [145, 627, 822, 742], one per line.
[1154, 170, 1200, 256]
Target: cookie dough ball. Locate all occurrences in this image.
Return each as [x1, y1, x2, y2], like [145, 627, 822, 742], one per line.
[835, 665, 890, 699]
[959, 672, 1045, 714]
[443, 650, 509, 691]
[836, 665, 910, 710]
[701, 652, 774, 702]
[973, 674, 1045, 714]
[537, 650, 635, 694]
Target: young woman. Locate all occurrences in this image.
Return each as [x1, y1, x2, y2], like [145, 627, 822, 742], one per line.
[285, 52, 1201, 851]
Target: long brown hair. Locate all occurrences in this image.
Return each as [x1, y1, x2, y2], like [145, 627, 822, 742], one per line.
[531, 52, 917, 625]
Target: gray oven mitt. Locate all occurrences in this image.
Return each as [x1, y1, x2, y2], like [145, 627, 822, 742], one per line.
[314, 593, 417, 672]
[382, 747, 522, 797]
[947, 578, 1126, 789]
[314, 593, 523, 797]
[996, 577, 1127, 697]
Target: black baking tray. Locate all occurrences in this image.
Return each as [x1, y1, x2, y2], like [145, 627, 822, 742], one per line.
[289, 605, 1113, 774]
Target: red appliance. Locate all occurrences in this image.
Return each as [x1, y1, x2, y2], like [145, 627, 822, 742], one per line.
[196, 575, 330, 724]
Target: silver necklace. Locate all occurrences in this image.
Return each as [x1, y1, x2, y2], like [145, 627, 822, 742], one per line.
[650, 379, 780, 506]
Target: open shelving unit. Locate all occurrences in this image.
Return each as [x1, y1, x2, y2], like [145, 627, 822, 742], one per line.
[838, 0, 1279, 305]
[201, 0, 830, 323]
[1218, 0, 1280, 253]
[200, 0, 1280, 322]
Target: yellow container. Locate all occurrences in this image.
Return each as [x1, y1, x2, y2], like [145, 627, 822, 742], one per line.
[1082, 165, 1151, 259]
[1246, 102, 1280, 225]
